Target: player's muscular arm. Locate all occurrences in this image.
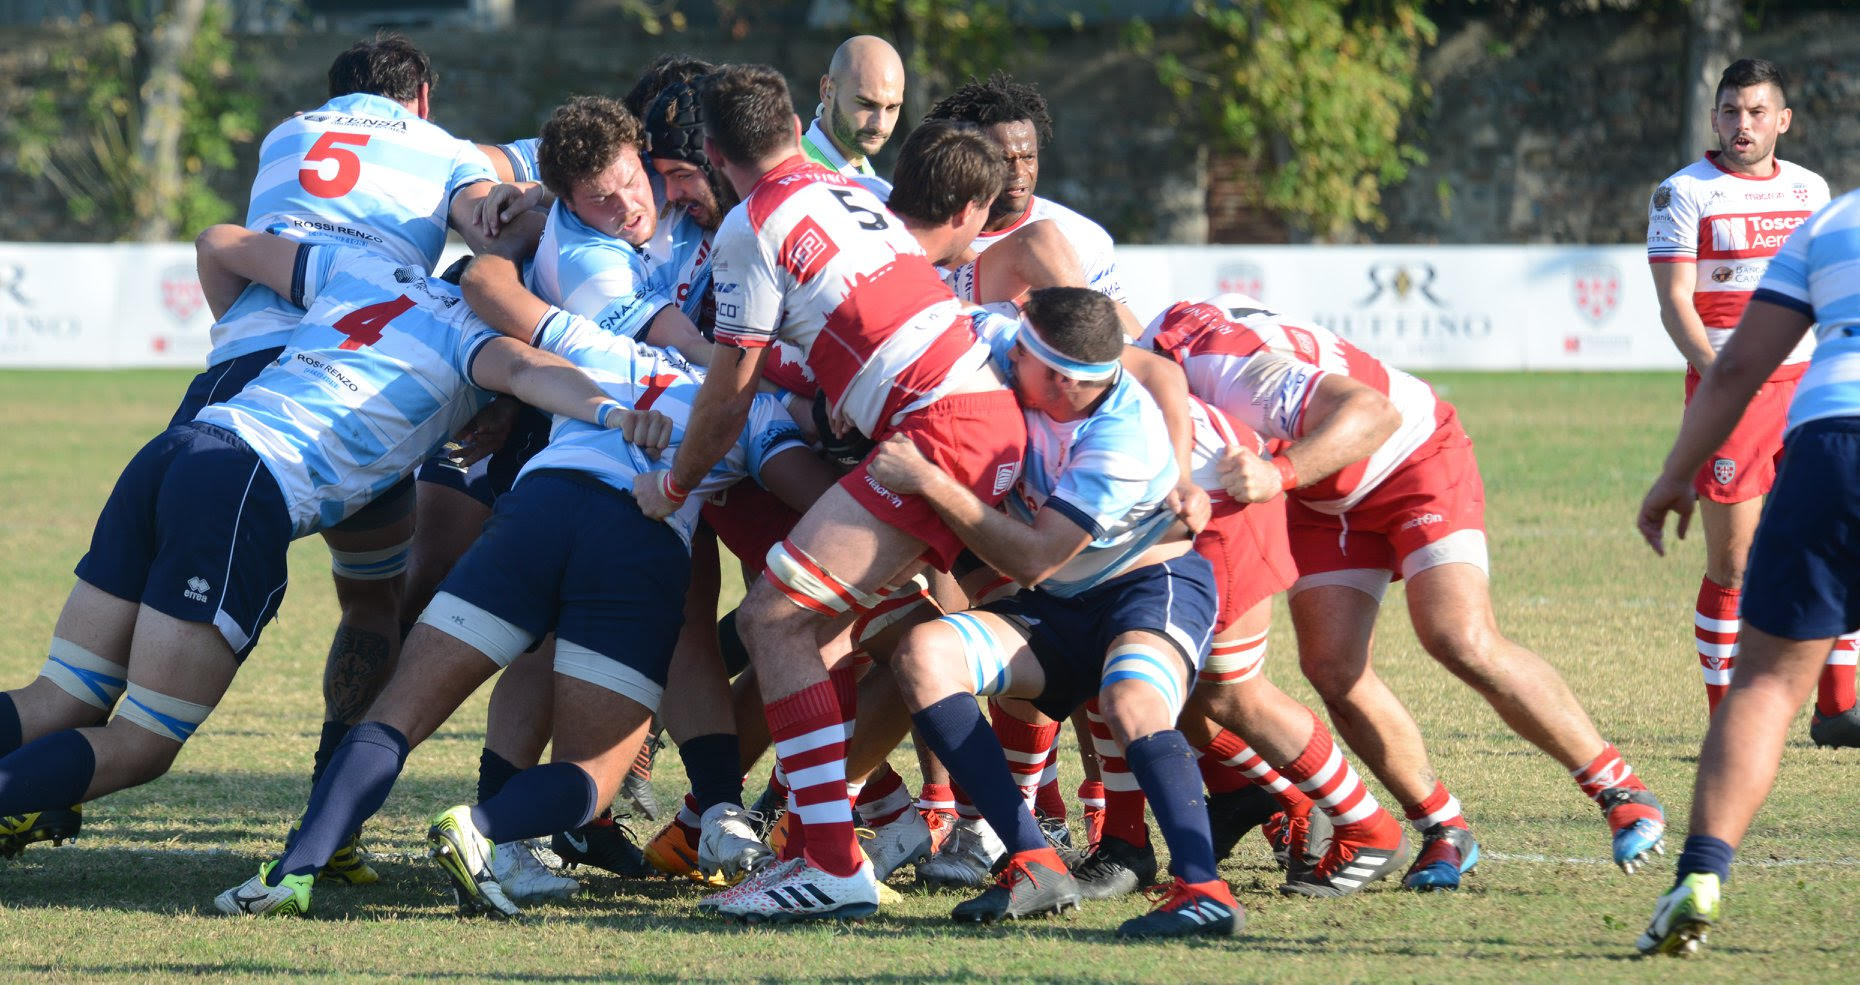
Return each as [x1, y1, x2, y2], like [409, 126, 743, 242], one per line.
[868, 434, 1092, 587]
[643, 305, 717, 366]
[1120, 345, 1209, 531]
[1218, 374, 1397, 504]
[1651, 262, 1716, 373]
[459, 253, 551, 342]
[471, 338, 669, 448]
[194, 225, 307, 318]
[998, 222, 1084, 296]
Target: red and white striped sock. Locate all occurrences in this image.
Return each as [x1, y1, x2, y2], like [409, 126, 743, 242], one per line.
[1197, 727, 1311, 814]
[952, 784, 981, 822]
[990, 699, 1061, 812]
[673, 792, 701, 841]
[853, 762, 913, 828]
[1696, 576, 1740, 714]
[765, 678, 860, 877]
[1085, 700, 1149, 847]
[1402, 781, 1468, 833]
[1076, 779, 1105, 813]
[1033, 746, 1066, 819]
[917, 781, 955, 815]
[1572, 742, 1647, 802]
[1274, 712, 1385, 837]
[1819, 634, 1860, 717]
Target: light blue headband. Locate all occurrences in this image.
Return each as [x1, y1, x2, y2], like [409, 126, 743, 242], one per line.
[1018, 315, 1121, 381]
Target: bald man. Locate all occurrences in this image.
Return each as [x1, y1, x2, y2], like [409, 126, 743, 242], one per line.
[804, 35, 904, 191]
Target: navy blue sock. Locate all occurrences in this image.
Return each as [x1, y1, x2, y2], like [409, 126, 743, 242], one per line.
[680, 732, 744, 814]
[470, 762, 600, 844]
[273, 721, 409, 883]
[477, 747, 523, 804]
[0, 693, 21, 757]
[0, 729, 96, 816]
[309, 720, 351, 788]
[910, 694, 1044, 855]
[1676, 834, 1734, 884]
[1126, 729, 1219, 884]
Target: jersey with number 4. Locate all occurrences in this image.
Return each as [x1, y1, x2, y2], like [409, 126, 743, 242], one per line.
[1142, 294, 1445, 514]
[1647, 152, 1828, 364]
[197, 246, 499, 536]
[211, 93, 496, 364]
[710, 156, 988, 438]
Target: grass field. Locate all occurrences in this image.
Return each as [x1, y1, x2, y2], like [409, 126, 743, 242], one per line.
[0, 369, 1854, 984]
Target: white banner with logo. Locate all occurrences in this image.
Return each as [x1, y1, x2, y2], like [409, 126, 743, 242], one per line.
[0, 242, 1681, 371]
[1119, 245, 1683, 371]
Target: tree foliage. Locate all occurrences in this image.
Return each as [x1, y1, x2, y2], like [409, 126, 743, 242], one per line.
[9, 1, 258, 241]
[1134, 0, 1437, 241]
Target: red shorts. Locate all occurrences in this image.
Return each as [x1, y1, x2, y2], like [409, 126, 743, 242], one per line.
[1194, 497, 1296, 634]
[841, 388, 1027, 571]
[1684, 362, 1803, 504]
[1289, 411, 1487, 581]
[701, 481, 801, 580]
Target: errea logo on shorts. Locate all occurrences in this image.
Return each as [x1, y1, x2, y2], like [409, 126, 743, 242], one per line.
[183, 577, 211, 603]
[992, 463, 1020, 496]
[1397, 513, 1443, 532]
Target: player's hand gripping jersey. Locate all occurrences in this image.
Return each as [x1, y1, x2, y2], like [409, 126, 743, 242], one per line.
[1647, 152, 1829, 364]
[196, 246, 503, 535]
[516, 309, 805, 546]
[527, 199, 674, 339]
[964, 196, 1126, 305]
[1141, 294, 1446, 514]
[214, 94, 496, 363]
[709, 158, 990, 438]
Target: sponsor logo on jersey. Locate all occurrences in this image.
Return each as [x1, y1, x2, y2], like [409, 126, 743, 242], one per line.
[1397, 512, 1443, 532]
[1793, 181, 1811, 205]
[161, 265, 205, 323]
[1652, 184, 1673, 211]
[1572, 264, 1619, 323]
[1713, 458, 1736, 485]
[1709, 213, 1808, 254]
[184, 576, 212, 603]
[778, 217, 839, 283]
[992, 462, 1019, 496]
[300, 114, 409, 132]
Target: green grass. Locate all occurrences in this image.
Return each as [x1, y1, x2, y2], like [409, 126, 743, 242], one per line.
[0, 369, 1855, 983]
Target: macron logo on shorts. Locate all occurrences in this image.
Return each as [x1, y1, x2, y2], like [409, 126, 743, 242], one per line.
[992, 462, 1019, 497]
[863, 473, 904, 508]
[183, 576, 211, 603]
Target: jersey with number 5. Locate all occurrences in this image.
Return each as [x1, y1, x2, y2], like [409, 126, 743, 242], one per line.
[197, 245, 499, 536]
[710, 156, 986, 438]
[210, 93, 495, 364]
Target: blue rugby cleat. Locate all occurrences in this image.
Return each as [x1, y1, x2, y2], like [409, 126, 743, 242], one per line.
[1402, 823, 1479, 891]
[1602, 787, 1667, 874]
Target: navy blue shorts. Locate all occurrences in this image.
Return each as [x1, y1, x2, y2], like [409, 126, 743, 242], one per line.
[430, 469, 691, 697]
[983, 553, 1218, 721]
[414, 404, 552, 508]
[75, 422, 293, 661]
[1742, 417, 1860, 640]
[166, 347, 285, 429]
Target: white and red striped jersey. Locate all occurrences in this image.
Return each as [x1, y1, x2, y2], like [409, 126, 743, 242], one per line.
[709, 156, 987, 437]
[1647, 152, 1828, 364]
[1142, 294, 1445, 514]
[970, 195, 1125, 304]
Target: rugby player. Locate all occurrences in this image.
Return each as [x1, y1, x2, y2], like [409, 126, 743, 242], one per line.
[1646, 58, 1855, 735]
[0, 226, 640, 876]
[1636, 188, 1860, 956]
[802, 35, 905, 192]
[1145, 295, 1668, 889]
[634, 64, 1026, 924]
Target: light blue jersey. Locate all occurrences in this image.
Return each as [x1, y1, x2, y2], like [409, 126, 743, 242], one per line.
[487, 137, 541, 183]
[211, 94, 496, 364]
[646, 210, 715, 322]
[527, 199, 674, 339]
[974, 312, 1180, 596]
[197, 246, 499, 536]
[519, 309, 806, 546]
[1760, 190, 1860, 434]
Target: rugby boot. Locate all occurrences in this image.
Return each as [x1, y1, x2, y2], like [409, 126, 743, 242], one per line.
[1038, 813, 1083, 868]
[319, 828, 380, 885]
[0, 805, 81, 858]
[428, 805, 522, 919]
[1207, 785, 1279, 862]
[1271, 800, 1332, 875]
[1116, 877, 1245, 939]
[1402, 823, 1480, 891]
[1601, 786, 1667, 874]
[620, 730, 663, 822]
[1070, 834, 1158, 900]
[859, 806, 934, 881]
[214, 860, 312, 917]
[915, 817, 1005, 889]
[491, 838, 580, 902]
[697, 803, 773, 883]
[553, 810, 651, 877]
[1280, 812, 1409, 897]
[644, 817, 725, 885]
[698, 856, 798, 911]
[951, 847, 1080, 923]
[1081, 803, 1106, 855]
[1637, 872, 1721, 956]
[747, 781, 786, 839]
[764, 809, 795, 860]
[1810, 706, 1860, 748]
[711, 857, 881, 925]
[921, 807, 956, 855]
